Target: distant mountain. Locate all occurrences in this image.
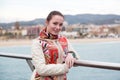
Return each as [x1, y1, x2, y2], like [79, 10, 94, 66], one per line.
[0, 18, 45, 29]
[64, 14, 120, 24]
[1, 14, 120, 29]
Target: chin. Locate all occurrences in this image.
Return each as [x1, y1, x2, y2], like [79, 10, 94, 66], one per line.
[52, 32, 59, 35]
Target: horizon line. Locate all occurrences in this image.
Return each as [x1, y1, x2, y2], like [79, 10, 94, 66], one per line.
[1, 13, 120, 23]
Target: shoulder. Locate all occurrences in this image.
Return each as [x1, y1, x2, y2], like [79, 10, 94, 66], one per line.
[32, 37, 41, 47]
[59, 35, 66, 38]
[58, 35, 68, 42]
[59, 35, 68, 40]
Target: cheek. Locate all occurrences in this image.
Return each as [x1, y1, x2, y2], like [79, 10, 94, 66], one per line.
[48, 26, 56, 32]
[60, 27, 62, 30]
[48, 24, 54, 30]
[49, 24, 56, 28]
[48, 23, 62, 32]
[58, 27, 62, 31]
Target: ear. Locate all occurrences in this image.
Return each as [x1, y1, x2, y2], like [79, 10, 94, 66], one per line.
[45, 20, 48, 26]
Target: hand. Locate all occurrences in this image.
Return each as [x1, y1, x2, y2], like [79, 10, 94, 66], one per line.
[65, 53, 76, 69]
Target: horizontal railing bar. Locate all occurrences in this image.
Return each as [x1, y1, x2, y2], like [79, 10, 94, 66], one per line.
[0, 52, 120, 71]
[0, 52, 32, 60]
[74, 60, 120, 70]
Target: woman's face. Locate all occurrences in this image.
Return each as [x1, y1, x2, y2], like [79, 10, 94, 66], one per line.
[46, 15, 64, 35]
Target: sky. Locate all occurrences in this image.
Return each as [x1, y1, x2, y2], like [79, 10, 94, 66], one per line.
[0, 0, 120, 23]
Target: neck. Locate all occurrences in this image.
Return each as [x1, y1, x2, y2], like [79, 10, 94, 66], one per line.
[39, 27, 58, 39]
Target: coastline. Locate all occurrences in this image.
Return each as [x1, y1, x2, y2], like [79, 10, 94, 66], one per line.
[69, 38, 120, 43]
[0, 38, 120, 47]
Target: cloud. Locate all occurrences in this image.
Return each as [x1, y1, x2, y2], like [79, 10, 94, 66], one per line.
[0, 0, 120, 23]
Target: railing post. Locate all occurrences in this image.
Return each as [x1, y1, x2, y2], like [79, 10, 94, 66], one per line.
[26, 59, 35, 71]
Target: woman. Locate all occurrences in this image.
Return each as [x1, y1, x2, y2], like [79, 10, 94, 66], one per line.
[31, 11, 79, 80]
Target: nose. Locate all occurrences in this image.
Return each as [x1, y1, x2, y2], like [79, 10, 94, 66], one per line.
[56, 25, 61, 30]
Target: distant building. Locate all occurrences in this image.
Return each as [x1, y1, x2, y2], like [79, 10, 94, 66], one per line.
[0, 27, 2, 35]
[26, 26, 41, 38]
[61, 31, 79, 38]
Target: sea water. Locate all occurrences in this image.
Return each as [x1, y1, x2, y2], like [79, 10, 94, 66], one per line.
[0, 42, 120, 80]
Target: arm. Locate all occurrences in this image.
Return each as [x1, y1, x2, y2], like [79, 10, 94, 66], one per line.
[67, 39, 80, 60]
[32, 39, 69, 76]
[65, 39, 80, 68]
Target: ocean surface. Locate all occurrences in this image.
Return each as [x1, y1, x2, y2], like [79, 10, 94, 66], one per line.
[0, 41, 120, 80]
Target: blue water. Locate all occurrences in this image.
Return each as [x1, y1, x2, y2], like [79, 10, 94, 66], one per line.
[0, 42, 120, 80]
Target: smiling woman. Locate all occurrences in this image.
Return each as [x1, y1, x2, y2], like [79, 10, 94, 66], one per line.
[31, 11, 80, 80]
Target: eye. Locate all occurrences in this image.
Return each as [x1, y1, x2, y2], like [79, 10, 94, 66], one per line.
[59, 23, 63, 26]
[53, 22, 58, 25]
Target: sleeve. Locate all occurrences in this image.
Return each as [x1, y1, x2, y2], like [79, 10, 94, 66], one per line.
[67, 39, 80, 60]
[31, 39, 69, 76]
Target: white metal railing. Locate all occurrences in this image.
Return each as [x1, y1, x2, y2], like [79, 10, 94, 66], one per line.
[0, 52, 120, 71]
[0, 52, 34, 71]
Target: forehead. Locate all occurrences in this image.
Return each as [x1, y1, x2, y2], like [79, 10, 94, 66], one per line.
[51, 15, 64, 22]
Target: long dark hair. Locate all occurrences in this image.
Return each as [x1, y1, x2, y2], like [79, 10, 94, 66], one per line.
[46, 11, 64, 22]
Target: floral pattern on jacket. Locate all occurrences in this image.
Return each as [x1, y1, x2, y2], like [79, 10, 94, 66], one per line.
[34, 28, 68, 80]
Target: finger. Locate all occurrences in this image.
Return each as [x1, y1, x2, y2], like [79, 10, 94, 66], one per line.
[68, 59, 73, 68]
[65, 58, 70, 68]
[72, 59, 75, 66]
[71, 59, 75, 68]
